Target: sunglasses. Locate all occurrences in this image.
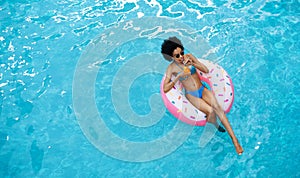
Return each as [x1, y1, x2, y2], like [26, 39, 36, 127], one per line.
[173, 51, 184, 58]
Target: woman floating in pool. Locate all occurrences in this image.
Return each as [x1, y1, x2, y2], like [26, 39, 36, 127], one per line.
[161, 36, 243, 155]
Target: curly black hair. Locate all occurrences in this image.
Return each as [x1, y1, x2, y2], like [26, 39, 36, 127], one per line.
[161, 36, 184, 61]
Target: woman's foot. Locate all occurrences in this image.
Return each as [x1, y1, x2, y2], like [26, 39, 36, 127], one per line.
[233, 141, 244, 155]
[217, 125, 226, 132]
[210, 122, 226, 132]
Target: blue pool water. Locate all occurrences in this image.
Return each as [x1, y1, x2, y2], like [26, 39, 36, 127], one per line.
[1, 0, 299, 177]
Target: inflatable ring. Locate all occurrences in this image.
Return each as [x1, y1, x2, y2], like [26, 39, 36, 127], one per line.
[160, 59, 234, 126]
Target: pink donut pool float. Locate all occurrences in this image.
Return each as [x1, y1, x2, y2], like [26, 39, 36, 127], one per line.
[160, 59, 234, 126]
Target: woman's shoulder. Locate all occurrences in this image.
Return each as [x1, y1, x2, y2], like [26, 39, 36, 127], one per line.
[167, 62, 180, 74]
[167, 62, 176, 71]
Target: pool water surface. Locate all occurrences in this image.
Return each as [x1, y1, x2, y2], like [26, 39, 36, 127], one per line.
[0, 0, 299, 177]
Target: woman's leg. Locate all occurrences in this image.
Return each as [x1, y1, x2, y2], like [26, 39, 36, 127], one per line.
[186, 94, 224, 131]
[202, 88, 244, 155]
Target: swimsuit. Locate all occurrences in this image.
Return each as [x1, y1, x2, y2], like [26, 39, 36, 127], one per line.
[173, 61, 205, 98]
[174, 61, 196, 81]
[186, 85, 205, 98]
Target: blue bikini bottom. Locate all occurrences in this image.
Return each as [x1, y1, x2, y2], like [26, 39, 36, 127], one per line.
[186, 85, 205, 98]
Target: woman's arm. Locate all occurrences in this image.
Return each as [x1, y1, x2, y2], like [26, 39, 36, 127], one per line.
[163, 66, 182, 93]
[184, 54, 209, 73]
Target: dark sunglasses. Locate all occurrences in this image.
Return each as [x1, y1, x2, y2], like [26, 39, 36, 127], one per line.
[173, 51, 184, 58]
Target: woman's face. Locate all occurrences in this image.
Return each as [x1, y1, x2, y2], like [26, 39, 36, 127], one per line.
[172, 47, 184, 63]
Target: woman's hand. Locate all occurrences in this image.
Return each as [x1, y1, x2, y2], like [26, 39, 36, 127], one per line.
[183, 54, 195, 66]
[184, 53, 209, 73]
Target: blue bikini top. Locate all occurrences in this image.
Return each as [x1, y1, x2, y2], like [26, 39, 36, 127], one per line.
[188, 65, 197, 75]
[174, 61, 197, 81]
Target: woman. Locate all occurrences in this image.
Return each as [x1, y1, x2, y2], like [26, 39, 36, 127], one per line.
[161, 37, 243, 155]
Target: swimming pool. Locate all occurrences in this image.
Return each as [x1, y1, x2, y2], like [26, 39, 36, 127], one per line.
[1, 0, 299, 177]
